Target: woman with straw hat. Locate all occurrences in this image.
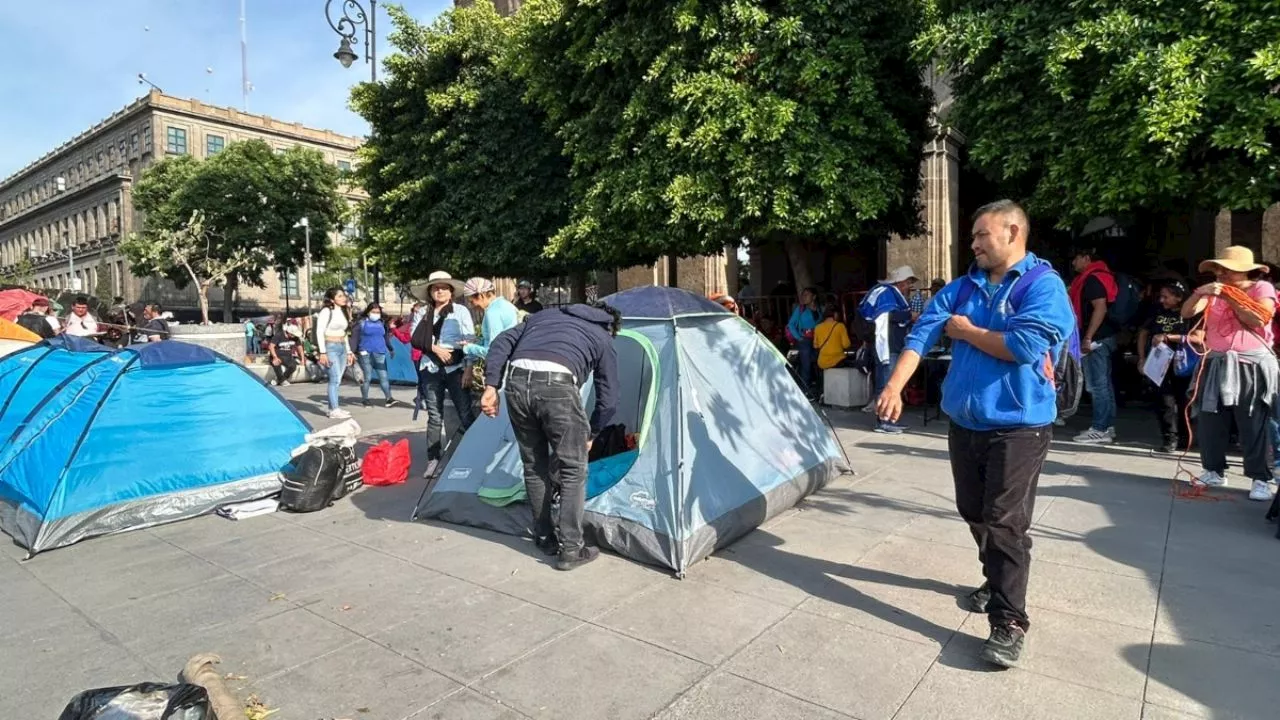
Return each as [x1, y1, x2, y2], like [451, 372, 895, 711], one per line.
[410, 271, 476, 478]
[1182, 246, 1279, 502]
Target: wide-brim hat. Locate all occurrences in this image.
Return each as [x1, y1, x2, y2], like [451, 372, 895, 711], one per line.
[424, 270, 463, 296]
[1198, 246, 1266, 275]
[883, 265, 919, 284]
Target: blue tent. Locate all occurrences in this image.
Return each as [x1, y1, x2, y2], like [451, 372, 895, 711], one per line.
[419, 286, 849, 575]
[0, 337, 310, 555]
[388, 336, 418, 384]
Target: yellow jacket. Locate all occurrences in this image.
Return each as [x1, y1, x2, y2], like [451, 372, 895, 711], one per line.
[813, 319, 851, 370]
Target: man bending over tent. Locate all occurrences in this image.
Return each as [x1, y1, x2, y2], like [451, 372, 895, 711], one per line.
[479, 302, 620, 571]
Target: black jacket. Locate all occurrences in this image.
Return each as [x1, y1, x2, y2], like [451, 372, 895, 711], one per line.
[485, 304, 619, 434]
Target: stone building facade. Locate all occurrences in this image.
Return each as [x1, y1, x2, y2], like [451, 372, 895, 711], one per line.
[0, 91, 364, 316]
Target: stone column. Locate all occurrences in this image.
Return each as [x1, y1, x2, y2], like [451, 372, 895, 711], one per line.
[884, 125, 964, 284]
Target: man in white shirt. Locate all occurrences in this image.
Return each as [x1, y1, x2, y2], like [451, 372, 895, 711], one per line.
[63, 296, 100, 338]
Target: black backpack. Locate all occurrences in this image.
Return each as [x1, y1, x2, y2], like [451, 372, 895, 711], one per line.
[1107, 272, 1143, 328]
[280, 444, 356, 512]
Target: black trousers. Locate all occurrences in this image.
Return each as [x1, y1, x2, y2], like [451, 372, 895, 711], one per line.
[948, 423, 1052, 630]
[506, 369, 590, 554]
[271, 358, 297, 385]
[1155, 376, 1192, 448]
[418, 366, 474, 461]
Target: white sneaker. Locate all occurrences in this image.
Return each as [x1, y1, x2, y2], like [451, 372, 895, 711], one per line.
[1073, 428, 1113, 445]
[422, 459, 440, 479]
[1196, 470, 1227, 487]
[281, 380, 291, 387]
[1105, 426, 1117, 438]
[327, 408, 351, 419]
[1248, 479, 1277, 501]
[1053, 417, 1066, 427]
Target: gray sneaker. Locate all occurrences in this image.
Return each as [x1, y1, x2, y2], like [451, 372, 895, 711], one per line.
[980, 621, 1026, 668]
[964, 582, 991, 614]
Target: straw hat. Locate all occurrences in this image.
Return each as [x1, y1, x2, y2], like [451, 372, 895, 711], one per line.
[424, 270, 463, 296]
[883, 266, 919, 284]
[1199, 246, 1266, 275]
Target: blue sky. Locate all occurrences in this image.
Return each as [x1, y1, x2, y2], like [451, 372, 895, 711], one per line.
[0, 0, 454, 179]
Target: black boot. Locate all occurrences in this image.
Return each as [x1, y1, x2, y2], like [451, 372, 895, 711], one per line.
[980, 621, 1027, 668]
[555, 546, 600, 571]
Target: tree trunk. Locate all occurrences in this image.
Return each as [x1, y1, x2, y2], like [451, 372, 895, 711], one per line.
[783, 235, 814, 293]
[221, 275, 238, 323]
[197, 281, 213, 325]
[569, 270, 588, 303]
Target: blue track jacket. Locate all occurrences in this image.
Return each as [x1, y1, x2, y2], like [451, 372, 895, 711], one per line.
[903, 253, 1075, 431]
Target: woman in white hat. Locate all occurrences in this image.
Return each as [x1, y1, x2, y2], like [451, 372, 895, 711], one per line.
[409, 271, 476, 477]
[1183, 246, 1279, 501]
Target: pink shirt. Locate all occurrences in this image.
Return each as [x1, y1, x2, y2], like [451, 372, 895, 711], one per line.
[1204, 280, 1277, 353]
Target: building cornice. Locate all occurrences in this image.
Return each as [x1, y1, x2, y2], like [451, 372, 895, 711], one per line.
[0, 174, 132, 231]
[1, 90, 364, 192]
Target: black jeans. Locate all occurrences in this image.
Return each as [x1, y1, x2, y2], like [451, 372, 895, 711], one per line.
[1155, 376, 1191, 448]
[505, 369, 590, 554]
[948, 423, 1051, 630]
[419, 366, 474, 461]
[271, 358, 296, 385]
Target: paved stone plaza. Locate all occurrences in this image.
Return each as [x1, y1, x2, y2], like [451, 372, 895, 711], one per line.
[3, 386, 1278, 720]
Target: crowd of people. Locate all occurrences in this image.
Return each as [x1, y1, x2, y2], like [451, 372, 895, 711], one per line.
[10, 294, 171, 345]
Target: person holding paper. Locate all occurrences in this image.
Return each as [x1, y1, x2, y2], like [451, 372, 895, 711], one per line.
[1138, 280, 1195, 454]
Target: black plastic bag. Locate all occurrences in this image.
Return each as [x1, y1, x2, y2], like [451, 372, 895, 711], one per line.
[58, 682, 211, 720]
[330, 444, 364, 501]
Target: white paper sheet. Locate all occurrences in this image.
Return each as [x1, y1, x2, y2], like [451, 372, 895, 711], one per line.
[1143, 343, 1175, 386]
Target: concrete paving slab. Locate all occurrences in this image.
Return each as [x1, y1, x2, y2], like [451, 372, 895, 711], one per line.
[893, 654, 1143, 720]
[598, 577, 791, 664]
[894, 512, 978, 551]
[371, 584, 580, 683]
[1140, 704, 1204, 720]
[796, 535, 977, 648]
[687, 517, 884, 608]
[411, 527, 550, 587]
[356, 520, 486, 566]
[0, 616, 159, 720]
[411, 688, 529, 720]
[725, 611, 938, 720]
[253, 637, 460, 720]
[0, 566, 83, 637]
[24, 547, 227, 612]
[489, 550, 666, 620]
[92, 575, 286, 652]
[237, 540, 422, 601]
[655, 672, 852, 720]
[790, 486, 925, 534]
[1027, 523, 1168, 580]
[181, 521, 345, 572]
[1154, 581, 1280, 656]
[137, 606, 365, 683]
[289, 557, 473, 638]
[1027, 558, 1160, 630]
[1144, 634, 1280, 720]
[478, 624, 707, 720]
[943, 611, 1151, 700]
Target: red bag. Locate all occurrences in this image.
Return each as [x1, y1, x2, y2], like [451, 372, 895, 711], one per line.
[361, 439, 412, 486]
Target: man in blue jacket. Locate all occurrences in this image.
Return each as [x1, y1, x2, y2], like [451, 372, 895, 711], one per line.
[858, 265, 919, 433]
[480, 302, 620, 571]
[875, 200, 1075, 668]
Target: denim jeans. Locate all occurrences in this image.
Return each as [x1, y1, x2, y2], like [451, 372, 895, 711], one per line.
[358, 352, 391, 401]
[1081, 336, 1117, 431]
[874, 353, 899, 398]
[419, 366, 474, 461]
[796, 338, 816, 392]
[949, 423, 1052, 630]
[505, 369, 590, 554]
[325, 344, 347, 411]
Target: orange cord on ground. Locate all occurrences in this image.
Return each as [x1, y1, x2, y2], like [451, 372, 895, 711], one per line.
[1172, 285, 1275, 500]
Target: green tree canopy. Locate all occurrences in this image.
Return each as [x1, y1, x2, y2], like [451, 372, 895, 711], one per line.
[514, 0, 934, 287]
[925, 0, 1280, 223]
[129, 139, 344, 317]
[351, 2, 581, 282]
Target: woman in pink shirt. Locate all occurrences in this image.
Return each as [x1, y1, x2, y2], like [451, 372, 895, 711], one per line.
[1182, 246, 1278, 501]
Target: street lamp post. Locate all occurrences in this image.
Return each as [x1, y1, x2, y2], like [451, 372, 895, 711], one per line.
[294, 218, 312, 308]
[324, 0, 381, 304]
